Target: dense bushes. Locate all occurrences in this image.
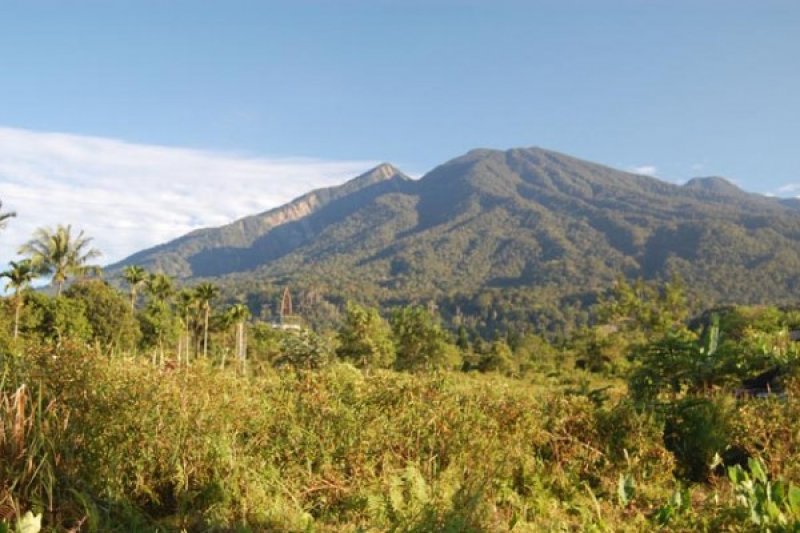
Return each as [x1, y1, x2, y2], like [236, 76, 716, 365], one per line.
[663, 397, 735, 482]
[7, 337, 796, 531]
[64, 280, 140, 352]
[1, 343, 675, 531]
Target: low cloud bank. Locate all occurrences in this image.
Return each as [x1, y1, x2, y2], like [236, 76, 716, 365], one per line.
[0, 126, 377, 271]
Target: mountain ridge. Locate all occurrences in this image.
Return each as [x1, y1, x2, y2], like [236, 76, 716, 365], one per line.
[109, 163, 412, 277]
[108, 146, 800, 332]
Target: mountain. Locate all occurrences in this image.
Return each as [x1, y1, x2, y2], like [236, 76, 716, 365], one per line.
[109, 147, 800, 333]
[110, 163, 412, 278]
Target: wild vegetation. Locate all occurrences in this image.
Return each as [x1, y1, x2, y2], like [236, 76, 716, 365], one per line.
[5, 205, 800, 531]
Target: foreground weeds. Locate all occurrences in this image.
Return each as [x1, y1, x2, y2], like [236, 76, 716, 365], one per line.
[1, 343, 798, 531]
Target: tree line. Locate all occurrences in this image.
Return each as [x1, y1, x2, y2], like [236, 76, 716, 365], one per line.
[0, 210, 539, 374]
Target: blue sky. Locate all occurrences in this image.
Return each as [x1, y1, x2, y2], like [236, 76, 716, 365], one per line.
[1, 0, 799, 266]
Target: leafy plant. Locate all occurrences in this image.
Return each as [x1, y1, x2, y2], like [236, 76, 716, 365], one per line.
[663, 397, 734, 482]
[628, 316, 746, 406]
[617, 472, 636, 507]
[728, 458, 800, 530]
[652, 485, 692, 526]
[274, 329, 332, 369]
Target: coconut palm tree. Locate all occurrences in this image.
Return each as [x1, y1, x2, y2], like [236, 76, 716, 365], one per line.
[122, 265, 148, 311]
[194, 282, 219, 359]
[1, 259, 36, 341]
[18, 224, 101, 296]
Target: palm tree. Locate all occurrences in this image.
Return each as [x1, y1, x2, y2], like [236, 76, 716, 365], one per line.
[144, 273, 174, 365]
[122, 265, 148, 311]
[145, 272, 174, 304]
[194, 282, 219, 359]
[0, 200, 15, 230]
[175, 288, 197, 366]
[18, 224, 101, 296]
[226, 303, 250, 370]
[217, 309, 234, 370]
[1, 260, 36, 341]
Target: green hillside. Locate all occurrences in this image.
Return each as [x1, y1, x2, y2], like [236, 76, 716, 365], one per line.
[109, 147, 800, 334]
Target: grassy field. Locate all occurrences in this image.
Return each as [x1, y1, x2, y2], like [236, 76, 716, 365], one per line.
[3, 335, 800, 532]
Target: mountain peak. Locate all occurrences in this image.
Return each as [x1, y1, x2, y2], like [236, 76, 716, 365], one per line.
[372, 162, 401, 177]
[683, 176, 742, 195]
[348, 162, 409, 188]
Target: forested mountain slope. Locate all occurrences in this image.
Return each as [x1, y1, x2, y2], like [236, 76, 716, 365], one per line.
[110, 147, 800, 329]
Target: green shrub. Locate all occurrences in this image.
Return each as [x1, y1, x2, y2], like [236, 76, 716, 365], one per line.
[65, 280, 141, 352]
[663, 397, 735, 482]
[391, 306, 461, 371]
[274, 329, 333, 369]
[336, 302, 395, 369]
[18, 292, 92, 345]
[477, 340, 518, 376]
[728, 458, 800, 529]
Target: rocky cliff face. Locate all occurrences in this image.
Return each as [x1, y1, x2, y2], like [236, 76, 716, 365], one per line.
[107, 163, 411, 278]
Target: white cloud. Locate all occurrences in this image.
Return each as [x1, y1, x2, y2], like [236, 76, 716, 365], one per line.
[628, 165, 658, 177]
[777, 183, 800, 194]
[0, 126, 378, 272]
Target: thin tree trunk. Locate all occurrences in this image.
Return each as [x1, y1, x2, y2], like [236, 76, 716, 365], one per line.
[234, 323, 238, 360]
[239, 322, 247, 361]
[235, 322, 242, 370]
[238, 322, 247, 374]
[203, 306, 210, 358]
[13, 297, 21, 342]
[57, 280, 64, 297]
[130, 289, 136, 311]
[186, 319, 191, 366]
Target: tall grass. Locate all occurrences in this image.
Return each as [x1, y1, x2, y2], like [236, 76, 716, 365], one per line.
[0, 379, 57, 525]
[1, 341, 799, 531]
